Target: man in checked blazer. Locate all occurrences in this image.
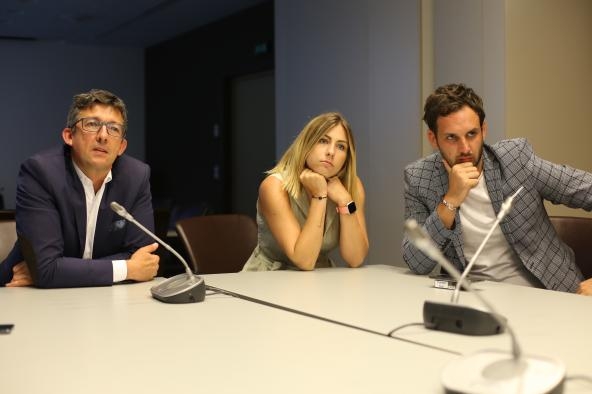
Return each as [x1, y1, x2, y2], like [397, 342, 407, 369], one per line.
[403, 83, 591, 295]
[0, 89, 159, 288]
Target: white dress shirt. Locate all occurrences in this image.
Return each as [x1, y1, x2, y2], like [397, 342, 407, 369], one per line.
[73, 162, 127, 282]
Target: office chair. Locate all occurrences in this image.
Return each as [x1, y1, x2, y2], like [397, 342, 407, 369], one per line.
[0, 210, 16, 261]
[549, 216, 592, 279]
[175, 214, 257, 274]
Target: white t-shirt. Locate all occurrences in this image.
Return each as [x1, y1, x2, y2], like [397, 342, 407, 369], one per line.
[459, 173, 542, 287]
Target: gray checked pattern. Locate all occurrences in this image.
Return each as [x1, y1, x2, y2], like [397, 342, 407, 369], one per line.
[402, 138, 588, 292]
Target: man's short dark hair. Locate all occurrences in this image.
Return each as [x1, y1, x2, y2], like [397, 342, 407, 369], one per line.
[423, 83, 485, 134]
[66, 89, 127, 131]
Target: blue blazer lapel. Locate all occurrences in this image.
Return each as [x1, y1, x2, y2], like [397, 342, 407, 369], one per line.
[65, 163, 87, 254]
[95, 181, 125, 255]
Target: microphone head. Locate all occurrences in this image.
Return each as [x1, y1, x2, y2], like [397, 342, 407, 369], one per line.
[110, 201, 133, 221]
[499, 186, 525, 217]
[404, 218, 421, 237]
[404, 218, 430, 245]
[110, 201, 127, 217]
[404, 219, 443, 262]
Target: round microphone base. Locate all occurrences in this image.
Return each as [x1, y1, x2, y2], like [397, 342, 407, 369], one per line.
[150, 274, 206, 304]
[441, 349, 565, 394]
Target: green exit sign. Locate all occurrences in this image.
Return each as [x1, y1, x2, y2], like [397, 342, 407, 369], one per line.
[254, 41, 270, 55]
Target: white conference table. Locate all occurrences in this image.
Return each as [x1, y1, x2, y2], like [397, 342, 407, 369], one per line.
[204, 264, 592, 391]
[0, 279, 455, 394]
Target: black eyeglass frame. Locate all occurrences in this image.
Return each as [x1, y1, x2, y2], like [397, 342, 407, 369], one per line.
[71, 117, 127, 138]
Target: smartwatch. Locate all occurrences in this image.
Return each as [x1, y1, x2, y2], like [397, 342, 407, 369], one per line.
[336, 201, 357, 215]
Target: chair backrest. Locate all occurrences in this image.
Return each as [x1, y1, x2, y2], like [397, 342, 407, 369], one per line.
[0, 210, 16, 261]
[549, 216, 592, 279]
[175, 214, 257, 274]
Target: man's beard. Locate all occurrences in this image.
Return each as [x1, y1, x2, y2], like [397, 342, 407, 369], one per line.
[439, 144, 484, 170]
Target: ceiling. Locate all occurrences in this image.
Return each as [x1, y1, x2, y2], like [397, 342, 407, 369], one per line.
[0, 0, 267, 48]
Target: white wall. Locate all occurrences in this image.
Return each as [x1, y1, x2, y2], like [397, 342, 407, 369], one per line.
[506, 0, 592, 217]
[7, 0, 588, 264]
[275, 0, 422, 266]
[428, 0, 592, 218]
[426, 0, 506, 153]
[0, 40, 144, 208]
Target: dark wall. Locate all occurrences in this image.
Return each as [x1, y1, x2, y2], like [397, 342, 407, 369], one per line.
[145, 1, 273, 217]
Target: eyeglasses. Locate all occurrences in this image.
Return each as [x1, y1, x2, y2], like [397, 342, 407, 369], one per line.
[72, 117, 126, 138]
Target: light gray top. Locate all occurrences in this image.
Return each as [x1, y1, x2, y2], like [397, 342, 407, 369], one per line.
[242, 175, 339, 271]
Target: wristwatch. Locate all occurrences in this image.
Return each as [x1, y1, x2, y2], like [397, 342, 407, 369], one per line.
[336, 201, 357, 215]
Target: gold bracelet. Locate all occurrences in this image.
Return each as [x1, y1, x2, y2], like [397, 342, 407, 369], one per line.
[312, 195, 327, 200]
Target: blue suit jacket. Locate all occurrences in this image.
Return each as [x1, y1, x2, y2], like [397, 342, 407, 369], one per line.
[402, 138, 588, 293]
[0, 145, 154, 288]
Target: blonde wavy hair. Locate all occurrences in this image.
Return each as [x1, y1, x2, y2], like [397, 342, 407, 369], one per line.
[268, 112, 359, 201]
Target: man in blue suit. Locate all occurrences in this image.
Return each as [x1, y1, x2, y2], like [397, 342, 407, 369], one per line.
[0, 89, 159, 288]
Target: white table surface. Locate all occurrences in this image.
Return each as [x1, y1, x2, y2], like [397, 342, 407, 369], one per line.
[0, 279, 456, 394]
[203, 264, 592, 391]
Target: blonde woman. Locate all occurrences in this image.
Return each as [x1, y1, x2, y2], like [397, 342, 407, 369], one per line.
[243, 112, 369, 271]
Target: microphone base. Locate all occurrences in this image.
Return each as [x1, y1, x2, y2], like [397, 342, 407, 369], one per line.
[150, 274, 206, 304]
[442, 349, 565, 394]
[423, 301, 505, 335]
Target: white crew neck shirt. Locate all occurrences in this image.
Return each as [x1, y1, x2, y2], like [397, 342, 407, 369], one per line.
[459, 173, 542, 287]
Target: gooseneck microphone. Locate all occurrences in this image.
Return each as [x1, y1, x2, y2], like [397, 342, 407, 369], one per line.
[405, 219, 518, 350]
[421, 187, 525, 335]
[451, 186, 524, 303]
[405, 219, 565, 393]
[110, 201, 205, 303]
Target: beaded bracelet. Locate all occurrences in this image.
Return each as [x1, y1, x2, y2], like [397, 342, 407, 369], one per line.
[441, 198, 457, 211]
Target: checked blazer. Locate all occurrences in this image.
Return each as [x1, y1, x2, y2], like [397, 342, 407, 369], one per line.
[402, 138, 588, 292]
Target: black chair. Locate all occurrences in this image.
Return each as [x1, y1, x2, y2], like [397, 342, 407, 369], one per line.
[175, 214, 257, 274]
[549, 216, 592, 279]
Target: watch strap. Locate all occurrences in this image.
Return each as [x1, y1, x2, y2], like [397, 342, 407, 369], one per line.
[336, 201, 356, 214]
